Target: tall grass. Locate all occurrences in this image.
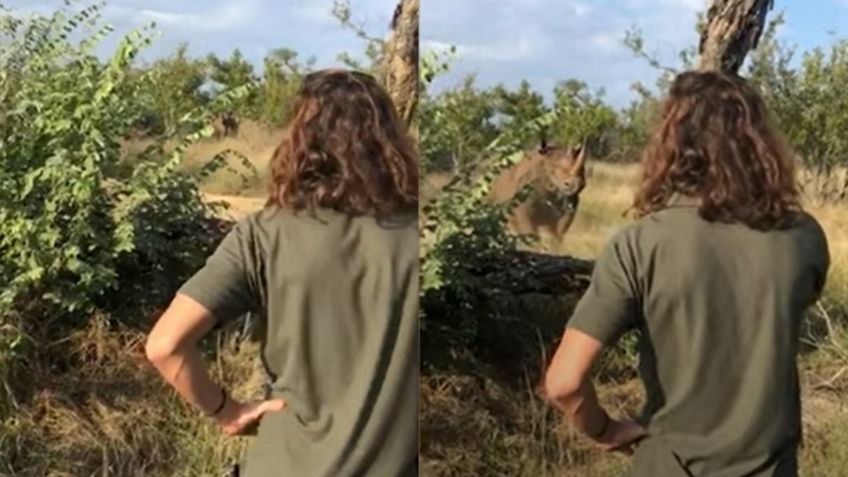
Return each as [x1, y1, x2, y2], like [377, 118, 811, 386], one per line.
[121, 119, 281, 199]
[182, 120, 281, 197]
[0, 315, 263, 476]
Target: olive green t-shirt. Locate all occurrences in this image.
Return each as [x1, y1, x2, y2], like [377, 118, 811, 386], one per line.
[178, 206, 419, 477]
[567, 204, 829, 477]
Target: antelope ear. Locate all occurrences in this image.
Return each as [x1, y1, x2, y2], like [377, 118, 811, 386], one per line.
[567, 145, 576, 157]
[572, 143, 585, 157]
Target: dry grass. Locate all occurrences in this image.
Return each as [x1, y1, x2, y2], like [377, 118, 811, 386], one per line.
[420, 369, 646, 477]
[183, 120, 281, 197]
[122, 119, 281, 198]
[0, 314, 266, 476]
[202, 193, 266, 220]
[127, 120, 279, 221]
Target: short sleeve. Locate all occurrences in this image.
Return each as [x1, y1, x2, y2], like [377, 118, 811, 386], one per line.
[566, 231, 639, 345]
[806, 216, 830, 301]
[177, 220, 258, 322]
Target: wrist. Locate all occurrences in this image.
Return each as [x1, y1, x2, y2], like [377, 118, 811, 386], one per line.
[213, 396, 241, 425]
[208, 387, 228, 417]
[208, 388, 238, 424]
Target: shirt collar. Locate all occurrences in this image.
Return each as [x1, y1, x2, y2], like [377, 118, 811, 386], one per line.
[667, 192, 701, 208]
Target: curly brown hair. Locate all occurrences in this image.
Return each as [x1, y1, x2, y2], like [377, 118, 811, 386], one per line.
[267, 69, 418, 217]
[633, 70, 800, 230]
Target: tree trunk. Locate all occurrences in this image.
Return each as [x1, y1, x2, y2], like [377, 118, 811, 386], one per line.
[698, 0, 774, 73]
[381, 0, 419, 127]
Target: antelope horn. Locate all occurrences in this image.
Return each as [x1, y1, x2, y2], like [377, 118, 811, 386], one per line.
[573, 142, 587, 172]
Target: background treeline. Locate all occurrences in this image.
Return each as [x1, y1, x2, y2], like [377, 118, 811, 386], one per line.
[422, 14, 848, 202]
[124, 39, 382, 136]
[121, 0, 399, 138]
[129, 44, 312, 134]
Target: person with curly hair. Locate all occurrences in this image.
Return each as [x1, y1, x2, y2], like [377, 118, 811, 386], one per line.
[543, 70, 829, 476]
[145, 69, 419, 477]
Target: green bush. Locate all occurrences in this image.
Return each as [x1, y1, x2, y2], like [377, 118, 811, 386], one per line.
[748, 15, 848, 200]
[0, 1, 248, 411]
[420, 51, 565, 369]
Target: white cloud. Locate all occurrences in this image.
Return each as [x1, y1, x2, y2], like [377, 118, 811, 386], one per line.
[134, 0, 259, 32]
[293, 3, 336, 25]
[671, 0, 709, 12]
[498, 0, 593, 17]
[421, 39, 455, 54]
[625, 0, 704, 12]
[2, 2, 54, 16]
[454, 35, 541, 62]
[573, 1, 593, 17]
[423, 0, 707, 106]
[590, 30, 625, 53]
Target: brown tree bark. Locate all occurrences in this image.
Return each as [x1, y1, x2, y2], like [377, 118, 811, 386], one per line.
[698, 0, 774, 73]
[380, 0, 419, 127]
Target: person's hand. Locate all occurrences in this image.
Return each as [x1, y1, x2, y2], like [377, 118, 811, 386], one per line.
[215, 398, 286, 436]
[593, 419, 647, 455]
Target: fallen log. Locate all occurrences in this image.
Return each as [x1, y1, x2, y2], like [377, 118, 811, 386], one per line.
[477, 250, 594, 296]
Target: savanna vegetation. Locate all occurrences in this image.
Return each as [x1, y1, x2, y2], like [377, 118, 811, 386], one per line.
[2, 0, 847, 475]
[419, 6, 848, 477]
[0, 0, 417, 475]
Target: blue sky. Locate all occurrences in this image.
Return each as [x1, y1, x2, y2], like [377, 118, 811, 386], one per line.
[423, 0, 848, 107]
[4, 0, 395, 70]
[7, 1, 848, 108]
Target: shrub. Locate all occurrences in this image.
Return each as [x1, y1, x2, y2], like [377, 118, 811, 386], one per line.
[0, 1, 248, 412]
[420, 50, 565, 368]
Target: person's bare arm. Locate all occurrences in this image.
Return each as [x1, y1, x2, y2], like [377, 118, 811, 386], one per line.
[543, 328, 609, 434]
[145, 293, 284, 436]
[542, 328, 646, 453]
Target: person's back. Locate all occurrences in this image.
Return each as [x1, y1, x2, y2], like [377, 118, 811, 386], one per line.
[146, 69, 419, 477]
[211, 208, 418, 476]
[609, 203, 828, 476]
[542, 70, 829, 477]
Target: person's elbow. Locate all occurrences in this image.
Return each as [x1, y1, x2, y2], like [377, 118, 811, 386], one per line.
[542, 369, 582, 404]
[144, 328, 181, 365]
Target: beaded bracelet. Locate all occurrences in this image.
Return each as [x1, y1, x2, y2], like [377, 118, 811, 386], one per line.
[210, 387, 228, 417]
